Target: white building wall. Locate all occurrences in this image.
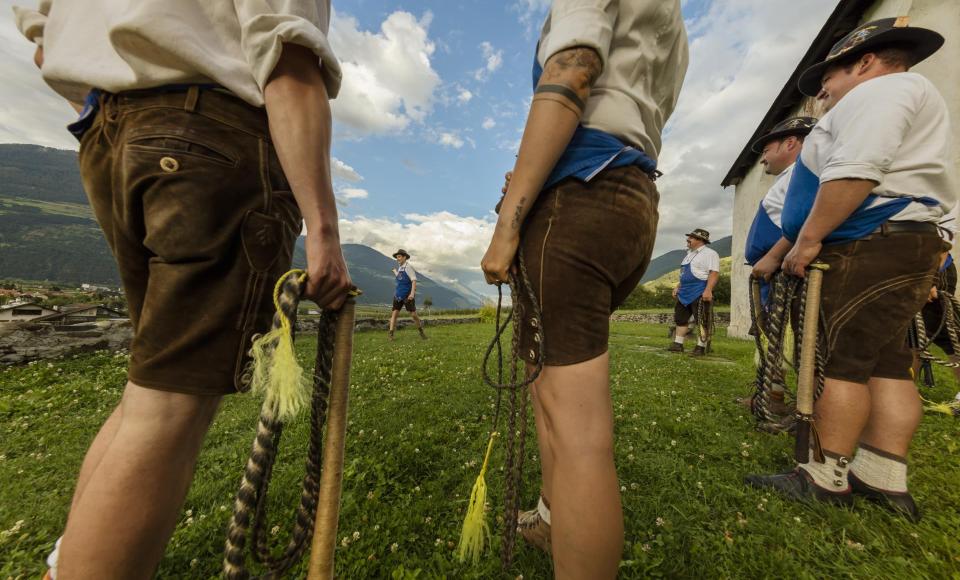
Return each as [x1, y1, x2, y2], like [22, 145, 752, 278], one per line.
[728, 0, 960, 339]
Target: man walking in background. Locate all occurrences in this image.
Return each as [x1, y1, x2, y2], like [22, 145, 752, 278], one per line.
[388, 249, 427, 341]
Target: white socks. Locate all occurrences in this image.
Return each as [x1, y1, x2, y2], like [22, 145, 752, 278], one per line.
[849, 444, 908, 493]
[537, 496, 551, 526]
[798, 449, 850, 492]
[673, 334, 685, 345]
[696, 338, 706, 348]
[46, 536, 62, 579]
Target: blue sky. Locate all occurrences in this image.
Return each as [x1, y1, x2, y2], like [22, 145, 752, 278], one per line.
[0, 0, 838, 297]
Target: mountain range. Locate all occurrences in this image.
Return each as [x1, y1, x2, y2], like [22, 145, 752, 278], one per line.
[0, 144, 480, 308]
[0, 143, 729, 306]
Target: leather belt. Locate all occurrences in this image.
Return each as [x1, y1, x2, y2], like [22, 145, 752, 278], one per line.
[870, 221, 939, 236]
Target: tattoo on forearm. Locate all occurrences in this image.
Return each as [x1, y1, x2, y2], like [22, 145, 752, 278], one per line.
[511, 197, 527, 230]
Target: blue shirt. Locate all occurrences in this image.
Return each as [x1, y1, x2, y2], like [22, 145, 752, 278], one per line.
[532, 56, 657, 190]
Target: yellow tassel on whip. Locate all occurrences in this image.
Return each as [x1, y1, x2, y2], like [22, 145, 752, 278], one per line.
[457, 432, 498, 564]
[249, 269, 309, 421]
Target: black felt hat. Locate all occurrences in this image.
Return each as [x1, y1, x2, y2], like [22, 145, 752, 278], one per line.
[686, 229, 711, 244]
[798, 16, 944, 97]
[392, 249, 411, 259]
[751, 116, 819, 153]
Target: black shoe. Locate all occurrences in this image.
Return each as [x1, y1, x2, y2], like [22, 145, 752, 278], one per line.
[690, 345, 706, 357]
[745, 468, 853, 506]
[848, 471, 921, 522]
[667, 342, 684, 353]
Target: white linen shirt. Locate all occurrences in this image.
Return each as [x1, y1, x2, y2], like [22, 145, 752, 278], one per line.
[761, 163, 794, 228]
[397, 263, 417, 282]
[681, 245, 720, 281]
[13, 0, 341, 107]
[536, 0, 688, 161]
[801, 72, 957, 223]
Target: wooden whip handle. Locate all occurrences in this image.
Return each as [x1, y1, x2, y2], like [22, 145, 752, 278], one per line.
[307, 298, 356, 580]
[794, 264, 827, 462]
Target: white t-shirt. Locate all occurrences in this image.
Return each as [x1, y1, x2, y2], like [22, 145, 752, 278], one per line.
[397, 263, 417, 281]
[14, 0, 342, 106]
[761, 163, 794, 228]
[681, 245, 720, 281]
[802, 72, 957, 223]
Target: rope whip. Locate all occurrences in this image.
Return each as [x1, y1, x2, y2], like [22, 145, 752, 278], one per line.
[695, 296, 716, 353]
[223, 270, 359, 579]
[458, 249, 544, 571]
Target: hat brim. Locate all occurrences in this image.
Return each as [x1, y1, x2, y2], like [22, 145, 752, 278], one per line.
[750, 129, 810, 154]
[686, 232, 710, 244]
[798, 27, 945, 96]
[392, 252, 410, 259]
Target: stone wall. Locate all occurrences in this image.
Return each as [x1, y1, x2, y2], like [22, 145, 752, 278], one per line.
[611, 312, 730, 326]
[0, 316, 484, 365]
[0, 320, 134, 365]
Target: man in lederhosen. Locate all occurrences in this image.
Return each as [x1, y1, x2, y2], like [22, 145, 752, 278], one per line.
[388, 249, 427, 341]
[668, 228, 720, 356]
[746, 18, 956, 522]
[740, 116, 817, 414]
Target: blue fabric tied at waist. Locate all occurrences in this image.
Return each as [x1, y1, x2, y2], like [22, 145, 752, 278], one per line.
[781, 157, 939, 244]
[678, 263, 707, 306]
[531, 53, 658, 189]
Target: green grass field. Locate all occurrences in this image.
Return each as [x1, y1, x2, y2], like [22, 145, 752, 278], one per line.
[1, 322, 959, 579]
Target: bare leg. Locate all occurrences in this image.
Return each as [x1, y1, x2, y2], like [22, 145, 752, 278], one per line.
[535, 353, 621, 580]
[69, 405, 123, 515]
[674, 325, 690, 339]
[814, 378, 872, 456]
[388, 310, 399, 333]
[529, 366, 555, 504]
[58, 382, 222, 579]
[410, 311, 422, 328]
[859, 377, 922, 457]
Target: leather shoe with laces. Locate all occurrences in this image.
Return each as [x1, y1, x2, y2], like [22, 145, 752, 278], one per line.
[848, 471, 921, 522]
[745, 468, 853, 506]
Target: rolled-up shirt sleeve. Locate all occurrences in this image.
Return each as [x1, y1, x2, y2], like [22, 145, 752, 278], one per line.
[541, 0, 616, 71]
[234, 0, 342, 98]
[819, 77, 918, 186]
[12, 0, 53, 46]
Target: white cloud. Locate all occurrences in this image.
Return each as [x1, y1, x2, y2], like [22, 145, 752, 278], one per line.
[474, 41, 504, 82]
[512, 0, 551, 35]
[331, 157, 363, 183]
[652, 0, 836, 255]
[340, 188, 369, 200]
[457, 88, 473, 104]
[329, 10, 441, 137]
[339, 211, 496, 284]
[481, 117, 496, 130]
[439, 132, 465, 149]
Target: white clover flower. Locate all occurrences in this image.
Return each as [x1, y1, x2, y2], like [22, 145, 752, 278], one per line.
[271, 525, 280, 536]
[391, 543, 399, 553]
[352, 531, 360, 541]
[655, 517, 665, 527]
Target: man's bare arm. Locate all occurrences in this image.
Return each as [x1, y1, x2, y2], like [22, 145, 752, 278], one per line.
[783, 178, 876, 276]
[482, 46, 602, 283]
[264, 43, 351, 308]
